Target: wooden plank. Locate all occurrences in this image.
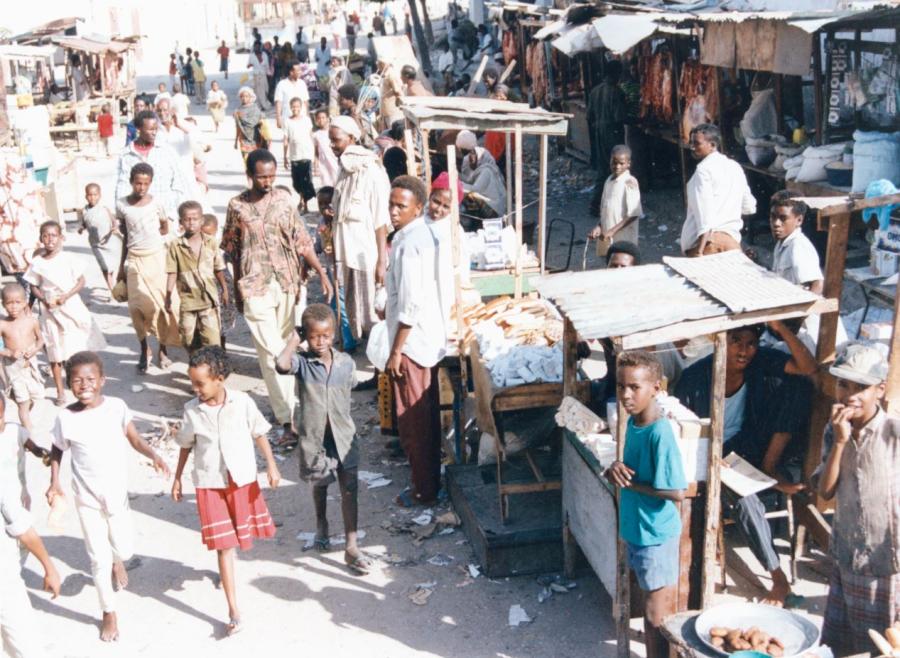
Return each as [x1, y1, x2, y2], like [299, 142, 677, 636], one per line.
[505, 132, 513, 222]
[619, 298, 839, 350]
[538, 134, 548, 274]
[499, 59, 516, 85]
[563, 317, 577, 398]
[885, 277, 900, 414]
[615, 376, 630, 658]
[499, 481, 561, 494]
[467, 55, 489, 96]
[818, 193, 900, 218]
[403, 127, 417, 177]
[514, 126, 524, 299]
[701, 331, 726, 607]
[818, 212, 850, 365]
[422, 128, 431, 189]
[813, 31, 823, 146]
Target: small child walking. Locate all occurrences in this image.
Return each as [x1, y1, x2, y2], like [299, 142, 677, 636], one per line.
[0, 284, 49, 504]
[46, 351, 170, 642]
[165, 201, 228, 352]
[201, 214, 237, 348]
[605, 351, 686, 658]
[815, 342, 900, 655]
[173, 346, 280, 637]
[79, 183, 123, 295]
[283, 97, 316, 213]
[276, 304, 370, 574]
[589, 144, 642, 248]
[97, 104, 115, 157]
[312, 107, 339, 187]
[24, 221, 104, 406]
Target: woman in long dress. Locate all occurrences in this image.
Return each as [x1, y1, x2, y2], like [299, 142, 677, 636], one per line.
[206, 80, 229, 132]
[233, 86, 265, 163]
[116, 162, 180, 374]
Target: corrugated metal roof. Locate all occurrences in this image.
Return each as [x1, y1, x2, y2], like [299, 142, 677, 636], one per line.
[531, 253, 820, 341]
[51, 36, 133, 55]
[400, 97, 570, 135]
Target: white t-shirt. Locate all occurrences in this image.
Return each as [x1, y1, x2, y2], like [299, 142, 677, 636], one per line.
[52, 396, 133, 512]
[773, 229, 823, 287]
[274, 77, 310, 125]
[170, 92, 191, 119]
[599, 171, 642, 245]
[285, 115, 315, 161]
[247, 51, 269, 75]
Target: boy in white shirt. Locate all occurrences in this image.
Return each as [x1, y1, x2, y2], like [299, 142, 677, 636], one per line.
[283, 97, 316, 213]
[589, 145, 642, 247]
[46, 351, 169, 643]
[769, 190, 823, 294]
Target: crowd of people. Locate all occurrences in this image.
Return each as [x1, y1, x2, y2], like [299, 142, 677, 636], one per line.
[1, 13, 897, 658]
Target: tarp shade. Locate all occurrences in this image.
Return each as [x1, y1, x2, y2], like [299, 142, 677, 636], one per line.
[701, 19, 812, 75]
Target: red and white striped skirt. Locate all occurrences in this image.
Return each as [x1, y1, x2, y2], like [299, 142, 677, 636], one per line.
[195, 479, 276, 551]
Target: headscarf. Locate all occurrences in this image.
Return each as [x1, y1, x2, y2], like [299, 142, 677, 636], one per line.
[331, 115, 361, 140]
[456, 130, 477, 151]
[431, 171, 464, 202]
[235, 87, 261, 143]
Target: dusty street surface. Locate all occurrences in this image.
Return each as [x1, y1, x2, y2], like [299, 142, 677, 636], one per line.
[16, 61, 836, 658]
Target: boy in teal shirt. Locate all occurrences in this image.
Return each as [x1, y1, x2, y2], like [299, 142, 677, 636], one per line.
[606, 350, 687, 658]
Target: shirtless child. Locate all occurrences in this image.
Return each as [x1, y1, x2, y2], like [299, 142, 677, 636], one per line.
[0, 283, 50, 502]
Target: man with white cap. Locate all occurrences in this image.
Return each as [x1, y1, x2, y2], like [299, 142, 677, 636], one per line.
[329, 115, 391, 342]
[455, 130, 506, 217]
[814, 342, 900, 655]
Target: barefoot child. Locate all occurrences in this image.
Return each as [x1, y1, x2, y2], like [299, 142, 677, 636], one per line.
[97, 103, 114, 157]
[588, 144, 642, 247]
[24, 221, 101, 406]
[605, 351, 686, 658]
[79, 183, 123, 295]
[46, 351, 170, 642]
[172, 346, 280, 636]
[276, 304, 370, 574]
[815, 342, 900, 654]
[312, 107, 339, 187]
[165, 201, 228, 352]
[201, 214, 237, 348]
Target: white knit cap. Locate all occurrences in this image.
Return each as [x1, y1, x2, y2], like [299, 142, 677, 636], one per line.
[456, 130, 477, 151]
[330, 115, 362, 140]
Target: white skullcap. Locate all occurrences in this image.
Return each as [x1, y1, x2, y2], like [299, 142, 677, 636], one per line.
[330, 115, 362, 140]
[456, 130, 477, 151]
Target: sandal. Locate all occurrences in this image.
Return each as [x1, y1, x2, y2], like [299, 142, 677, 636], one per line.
[344, 553, 373, 576]
[314, 536, 331, 552]
[225, 618, 242, 637]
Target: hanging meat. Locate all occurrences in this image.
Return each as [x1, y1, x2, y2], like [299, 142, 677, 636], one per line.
[526, 41, 548, 107]
[502, 30, 517, 68]
[638, 50, 675, 124]
[678, 59, 720, 142]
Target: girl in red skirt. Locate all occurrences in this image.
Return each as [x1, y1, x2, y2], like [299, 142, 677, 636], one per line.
[172, 346, 281, 637]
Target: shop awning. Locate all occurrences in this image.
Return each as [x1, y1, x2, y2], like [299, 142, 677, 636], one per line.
[51, 36, 133, 55]
[551, 11, 689, 56]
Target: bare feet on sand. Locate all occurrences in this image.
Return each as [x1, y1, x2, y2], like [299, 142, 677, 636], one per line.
[100, 611, 119, 642]
[761, 570, 791, 607]
[112, 560, 128, 591]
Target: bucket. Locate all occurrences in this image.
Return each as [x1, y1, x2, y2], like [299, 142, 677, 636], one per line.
[825, 161, 853, 187]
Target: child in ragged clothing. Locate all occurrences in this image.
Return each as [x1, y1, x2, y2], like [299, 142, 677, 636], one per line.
[589, 144, 642, 248]
[79, 182, 123, 295]
[97, 103, 114, 157]
[24, 221, 105, 406]
[815, 342, 900, 655]
[173, 346, 280, 637]
[165, 201, 228, 352]
[201, 214, 237, 348]
[46, 351, 170, 642]
[276, 304, 370, 574]
[312, 107, 339, 187]
[0, 284, 49, 506]
[605, 350, 686, 658]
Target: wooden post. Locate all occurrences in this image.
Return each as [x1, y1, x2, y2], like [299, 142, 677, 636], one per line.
[670, 36, 689, 199]
[404, 127, 417, 178]
[812, 31, 824, 145]
[701, 331, 727, 606]
[447, 145, 469, 454]
[538, 134, 548, 274]
[886, 281, 900, 413]
[562, 318, 577, 397]
[499, 59, 516, 85]
[422, 128, 431, 190]
[615, 386, 630, 658]
[505, 132, 513, 220]
[514, 126, 524, 299]
[816, 211, 850, 365]
[467, 55, 489, 96]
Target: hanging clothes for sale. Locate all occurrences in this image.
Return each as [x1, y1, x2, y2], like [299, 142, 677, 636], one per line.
[678, 59, 719, 143]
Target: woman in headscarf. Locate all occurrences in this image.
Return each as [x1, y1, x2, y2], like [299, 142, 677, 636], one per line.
[233, 86, 266, 163]
[455, 130, 507, 218]
[328, 55, 353, 117]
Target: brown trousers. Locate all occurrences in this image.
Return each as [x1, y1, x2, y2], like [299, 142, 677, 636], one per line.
[684, 231, 741, 257]
[391, 354, 441, 503]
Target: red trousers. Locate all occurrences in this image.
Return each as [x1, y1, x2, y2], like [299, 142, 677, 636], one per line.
[391, 354, 441, 503]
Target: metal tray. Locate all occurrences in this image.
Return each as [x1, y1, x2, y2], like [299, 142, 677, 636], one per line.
[694, 603, 820, 658]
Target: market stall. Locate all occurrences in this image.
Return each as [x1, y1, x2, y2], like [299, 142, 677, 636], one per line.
[531, 250, 838, 657]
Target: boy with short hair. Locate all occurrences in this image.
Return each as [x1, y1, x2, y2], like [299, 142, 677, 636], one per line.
[770, 191, 823, 295]
[589, 144, 642, 247]
[165, 201, 229, 351]
[606, 350, 686, 658]
[275, 304, 370, 575]
[283, 97, 316, 213]
[815, 342, 900, 654]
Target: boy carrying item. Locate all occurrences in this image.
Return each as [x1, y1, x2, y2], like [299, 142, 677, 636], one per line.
[815, 342, 900, 654]
[589, 144, 642, 249]
[605, 351, 687, 658]
[165, 201, 229, 351]
[276, 303, 371, 575]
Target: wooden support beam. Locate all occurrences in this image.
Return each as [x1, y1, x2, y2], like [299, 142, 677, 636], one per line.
[538, 134, 548, 273]
[818, 193, 900, 218]
[447, 145, 469, 461]
[615, 386, 630, 658]
[514, 126, 524, 299]
[422, 128, 431, 189]
[505, 132, 513, 221]
[563, 318, 577, 398]
[701, 331, 727, 607]
[404, 127, 417, 178]
[885, 278, 900, 414]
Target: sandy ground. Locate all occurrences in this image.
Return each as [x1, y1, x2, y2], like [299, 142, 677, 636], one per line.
[13, 63, 843, 658]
